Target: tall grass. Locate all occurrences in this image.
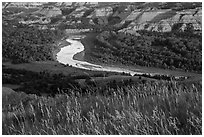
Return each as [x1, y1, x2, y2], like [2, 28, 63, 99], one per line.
[2, 81, 202, 135]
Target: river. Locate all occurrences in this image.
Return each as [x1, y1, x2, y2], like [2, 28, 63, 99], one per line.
[56, 36, 144, 76]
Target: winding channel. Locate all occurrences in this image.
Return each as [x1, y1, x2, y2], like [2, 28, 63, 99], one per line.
[56, 36, 200, 80]
[56, 36, 153, 76]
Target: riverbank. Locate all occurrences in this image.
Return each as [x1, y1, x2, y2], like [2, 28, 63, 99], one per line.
[73, 51, 85, 61]
[56, 38, 108, 72]
[80, 32, 99, 61]
[52, 37, 71, 61]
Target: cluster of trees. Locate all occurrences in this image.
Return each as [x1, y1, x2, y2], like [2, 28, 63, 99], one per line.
[61, 7, 76, 16]
[3, 68, 79, 96]
[160, 2, 202, 10]
[107, 16, 121, 25]
[82, 8, 94, 17]
[50, 15, 63, 24]
[2, 22, 64, 63]
[91, 30, 201, 73]
[3, 66, 132, 97]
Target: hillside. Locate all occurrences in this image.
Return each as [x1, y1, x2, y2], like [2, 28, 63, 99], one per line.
[120, 7, 202, 33]
[3, 2, 202, 33]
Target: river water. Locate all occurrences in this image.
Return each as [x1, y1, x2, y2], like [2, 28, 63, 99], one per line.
[56, 37, 145, 76]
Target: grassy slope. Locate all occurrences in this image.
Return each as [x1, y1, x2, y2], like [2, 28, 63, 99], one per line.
[3, 61, 120, 77]
[2, 81, 202, 135]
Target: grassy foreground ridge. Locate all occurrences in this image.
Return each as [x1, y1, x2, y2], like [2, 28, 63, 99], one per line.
[2, 81, 202, 135]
